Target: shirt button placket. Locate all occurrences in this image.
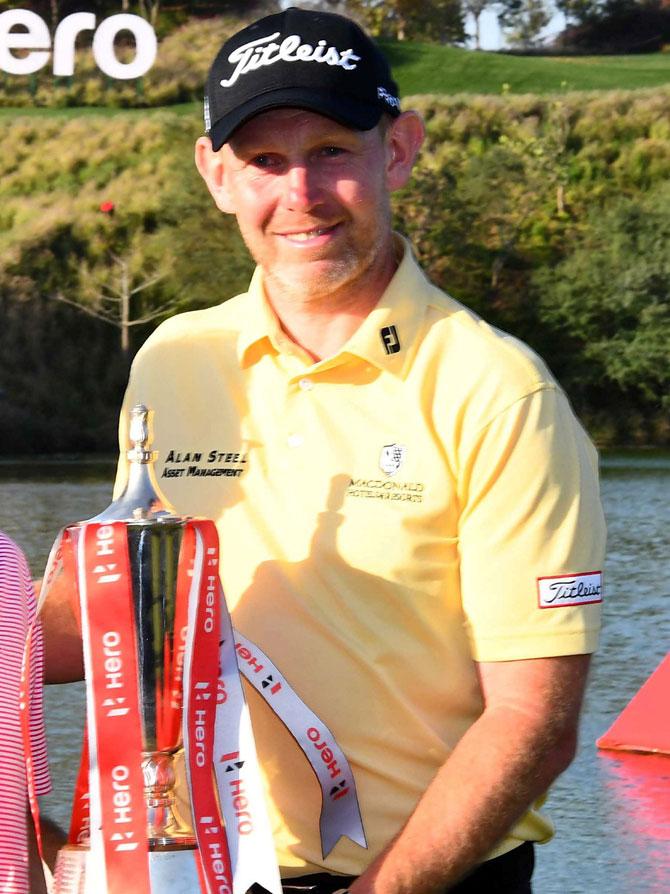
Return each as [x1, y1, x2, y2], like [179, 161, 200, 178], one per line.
[287, 377, 314, 448]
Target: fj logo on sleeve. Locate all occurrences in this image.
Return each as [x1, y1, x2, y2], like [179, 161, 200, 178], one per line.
[380, 325, 400, 355]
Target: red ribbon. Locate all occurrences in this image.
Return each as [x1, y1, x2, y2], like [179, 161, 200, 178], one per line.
[80, 522, 151, 894]
[68, 733, 90, 846]
[184, 520, 233, 894]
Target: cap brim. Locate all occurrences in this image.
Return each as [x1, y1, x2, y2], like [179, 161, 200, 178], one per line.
[208, 87, 382, 151]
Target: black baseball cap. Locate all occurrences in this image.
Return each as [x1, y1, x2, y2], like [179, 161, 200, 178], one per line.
[204, 6, 401, 150]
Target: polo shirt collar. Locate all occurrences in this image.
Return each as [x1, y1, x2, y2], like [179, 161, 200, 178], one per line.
[342, 236, 430, 378]
[237, 266, 284, 366]
[237, 236, 432, 378]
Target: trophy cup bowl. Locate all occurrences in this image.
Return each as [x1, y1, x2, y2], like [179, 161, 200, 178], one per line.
[128, 517, 194, 849]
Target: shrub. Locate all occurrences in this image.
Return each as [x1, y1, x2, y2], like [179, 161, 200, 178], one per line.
[1, 89, 669, 448]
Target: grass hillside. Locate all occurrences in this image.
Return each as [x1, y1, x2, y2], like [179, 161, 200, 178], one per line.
[1, 17, 669, 110]
[383, 41, 670, 95]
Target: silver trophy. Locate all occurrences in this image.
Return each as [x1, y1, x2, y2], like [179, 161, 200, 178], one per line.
[53, 405, 201, 893]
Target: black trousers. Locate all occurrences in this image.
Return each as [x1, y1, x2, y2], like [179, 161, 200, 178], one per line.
[274, 841, 535, 894]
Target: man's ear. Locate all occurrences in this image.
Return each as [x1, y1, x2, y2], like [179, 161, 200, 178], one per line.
[384, 111, 425, 193]
[194, 136, 236, 214]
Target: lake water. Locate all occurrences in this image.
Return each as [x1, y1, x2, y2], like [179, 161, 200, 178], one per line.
[0, 453, 668, 893]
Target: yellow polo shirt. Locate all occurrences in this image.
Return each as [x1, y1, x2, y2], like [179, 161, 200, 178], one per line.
[116, 238, 605, 876]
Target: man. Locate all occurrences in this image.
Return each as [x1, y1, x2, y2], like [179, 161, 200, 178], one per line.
[0, 532, 50, 894]
[48, 7, 605, 892]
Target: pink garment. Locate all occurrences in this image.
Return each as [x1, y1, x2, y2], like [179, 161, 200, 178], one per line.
[0, 534, 50, 894]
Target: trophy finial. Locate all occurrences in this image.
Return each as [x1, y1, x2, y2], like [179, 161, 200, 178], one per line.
[86, 402, 176, 522]
[127, 403, 157, 465]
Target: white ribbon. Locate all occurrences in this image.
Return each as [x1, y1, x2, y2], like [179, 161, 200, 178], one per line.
[215, 586, 282, 894]
[233, 630, 367, 857]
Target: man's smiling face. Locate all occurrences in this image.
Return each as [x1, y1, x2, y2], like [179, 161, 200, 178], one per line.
[217, 108, 394, 306]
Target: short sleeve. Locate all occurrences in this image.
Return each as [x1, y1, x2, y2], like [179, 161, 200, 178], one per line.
[458, 386, 605, 662]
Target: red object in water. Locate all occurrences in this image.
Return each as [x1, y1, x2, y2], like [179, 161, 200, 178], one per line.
[597, 652, 670, 755]
[599, 750, 670, 891]
[99, 201, 115, 214]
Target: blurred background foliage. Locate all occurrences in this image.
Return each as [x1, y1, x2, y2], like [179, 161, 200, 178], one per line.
[0, 1, 668, 451]
[2, 11, 670, 108]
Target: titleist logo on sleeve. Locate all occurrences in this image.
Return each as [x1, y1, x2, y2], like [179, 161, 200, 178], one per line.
[220, 32, 362, 87]
[537, 571, 603, 608]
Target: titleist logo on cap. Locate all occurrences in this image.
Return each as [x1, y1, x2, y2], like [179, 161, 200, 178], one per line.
[204, 7, 402, 150]
[220, 32, 362, 88]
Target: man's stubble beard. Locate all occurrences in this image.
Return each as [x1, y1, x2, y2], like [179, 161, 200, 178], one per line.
[242, 208, 392, 307]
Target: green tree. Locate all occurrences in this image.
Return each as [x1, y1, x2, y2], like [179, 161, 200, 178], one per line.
[554, 0, 670, 52]
[399, 99, 572, 323]
[0, 225, 130, 453]
[554, 0, 599, 25]
[497, 0, 552, 47]
[463, 0, 495, 48]
[138, 0, 161, 27]
[533, 186, 670, 428]
[352, 0, 466, 43]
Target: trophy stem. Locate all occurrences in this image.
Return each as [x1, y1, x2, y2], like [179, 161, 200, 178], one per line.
[142, 751, 196, 848]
